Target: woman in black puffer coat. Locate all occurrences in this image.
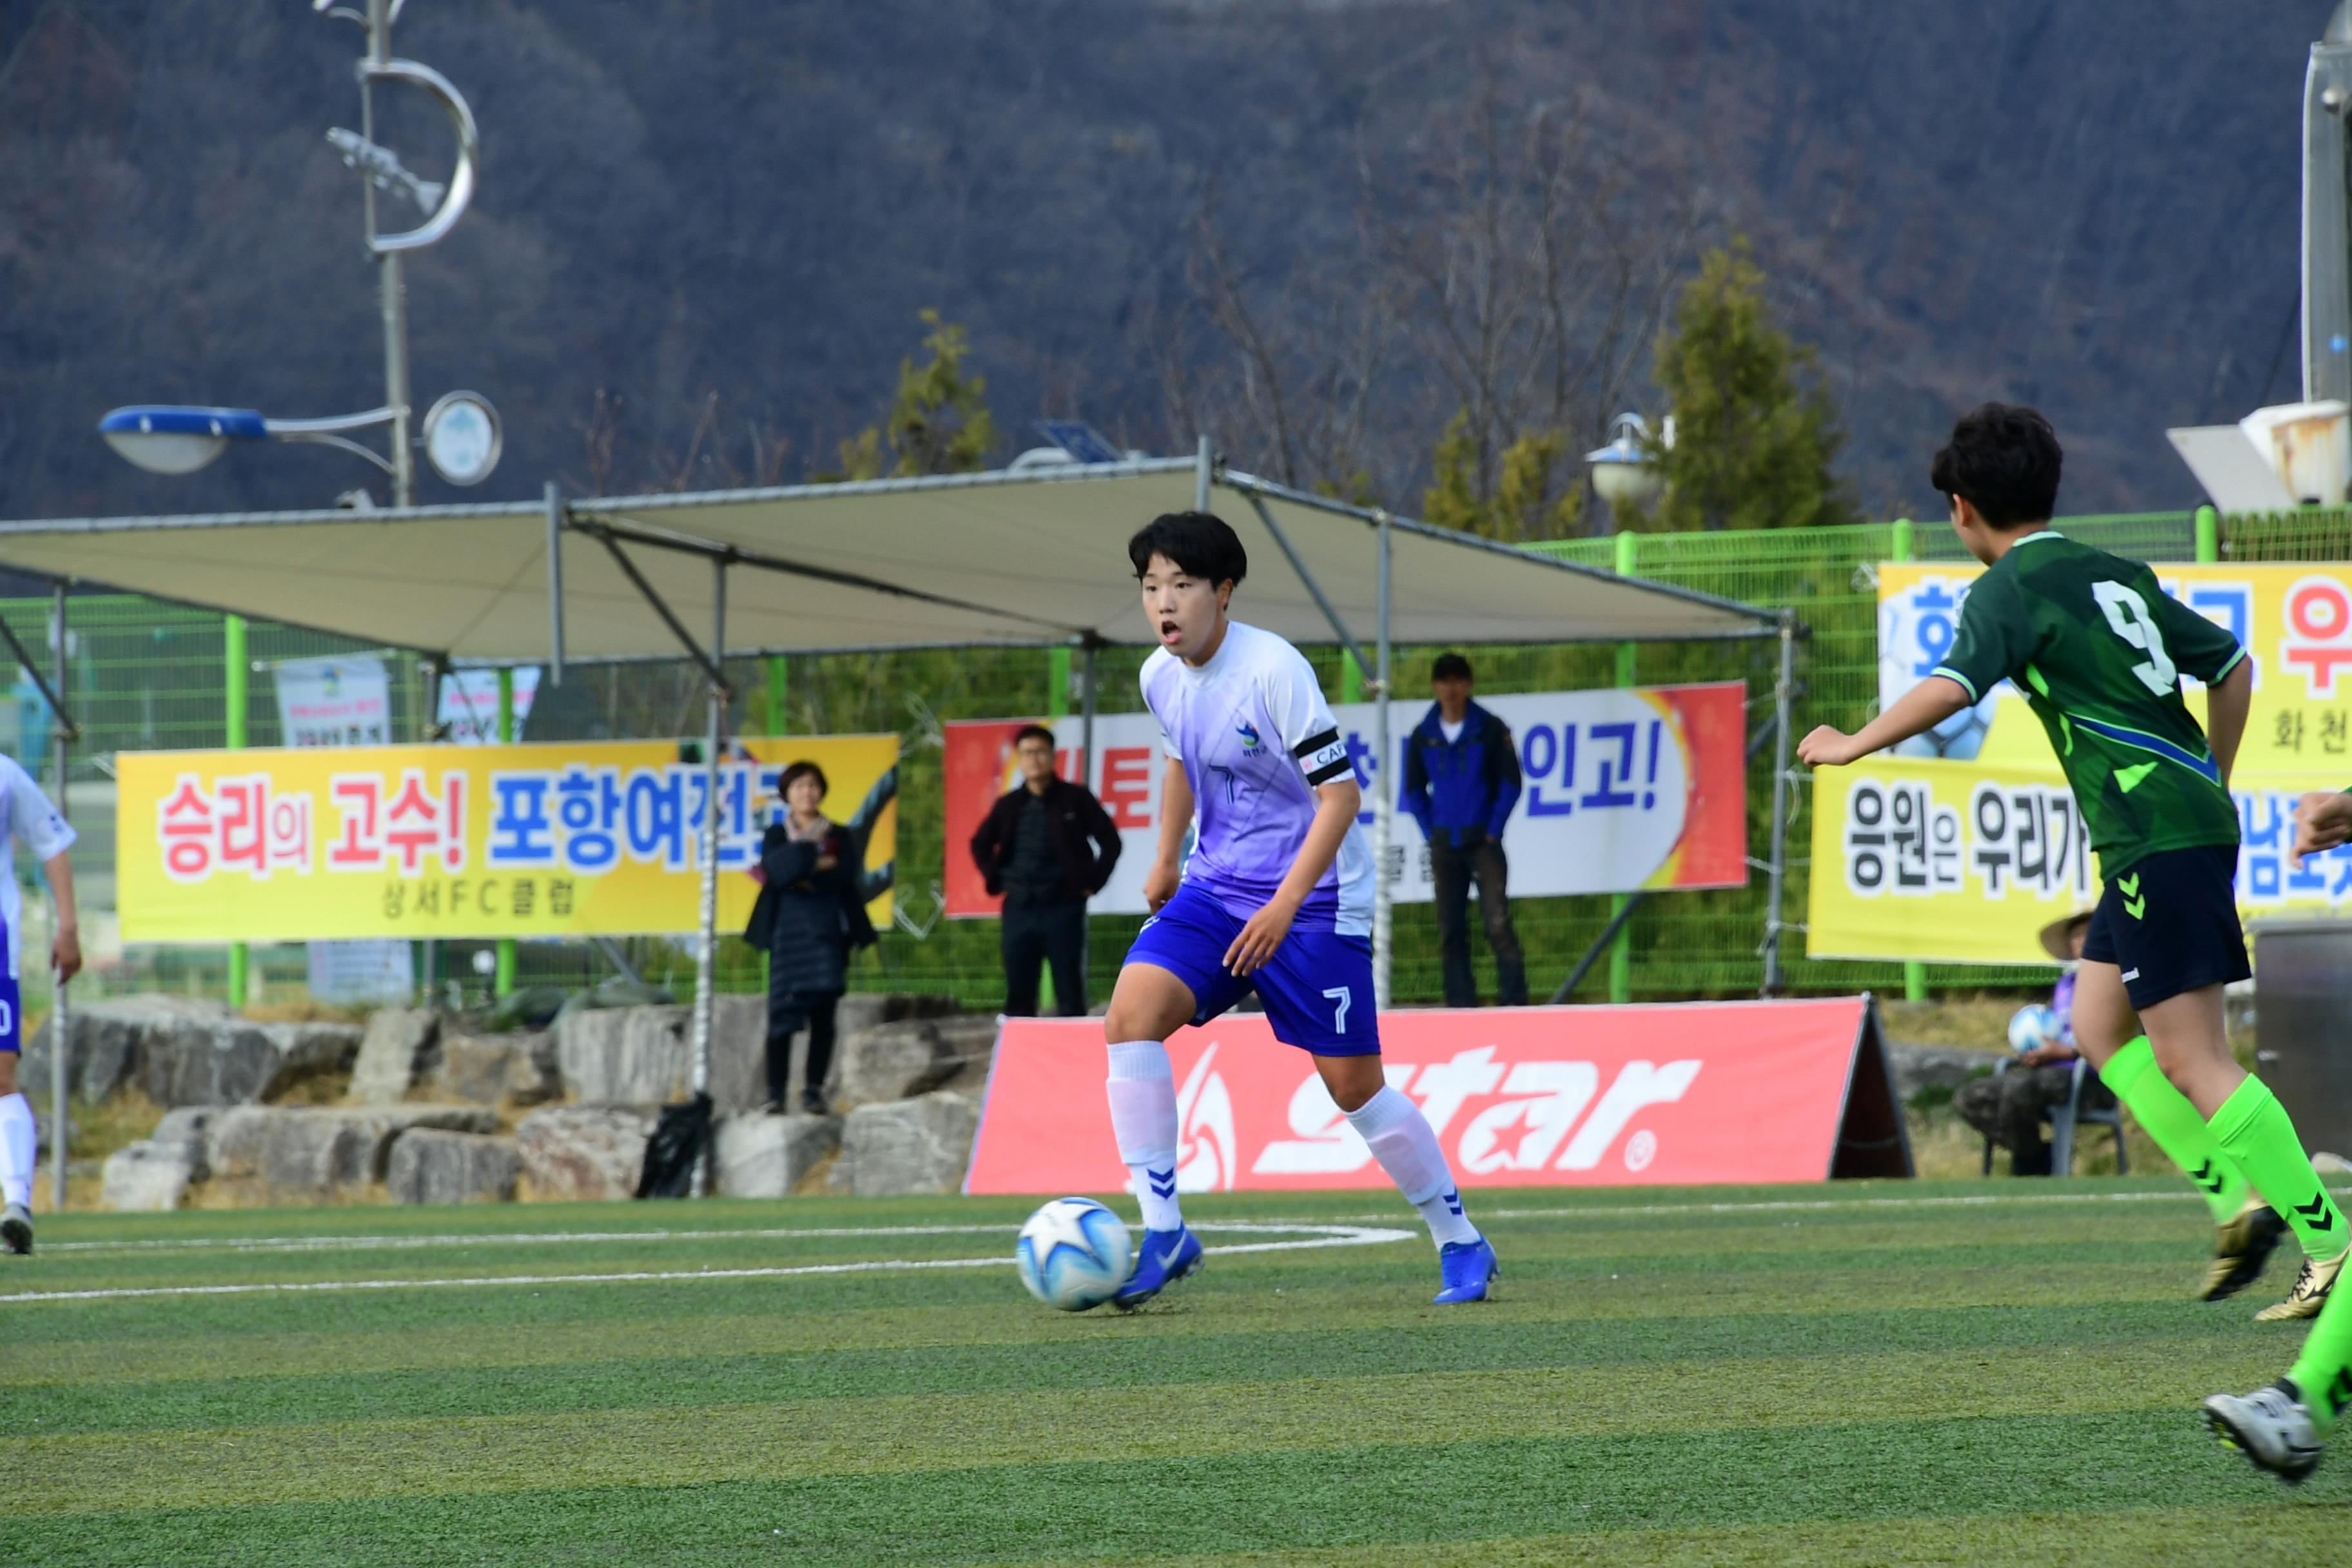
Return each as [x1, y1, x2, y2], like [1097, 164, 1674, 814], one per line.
[748, 760, 876, 1114]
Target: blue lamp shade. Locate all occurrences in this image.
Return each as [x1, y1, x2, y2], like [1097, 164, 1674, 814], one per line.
[98, 406, 268, 475]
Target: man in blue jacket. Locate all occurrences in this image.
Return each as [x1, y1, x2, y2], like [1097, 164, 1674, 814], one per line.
[1402, 653, 1527, 1007]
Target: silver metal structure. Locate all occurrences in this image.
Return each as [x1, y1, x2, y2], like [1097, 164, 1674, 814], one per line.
[48, 583, 69, 1210]
[2309, 3, 2352, 403]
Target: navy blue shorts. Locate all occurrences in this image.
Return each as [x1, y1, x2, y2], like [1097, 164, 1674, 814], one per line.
[2081, 843, 2249, 1012]
[1122, 883, 1380, 1055]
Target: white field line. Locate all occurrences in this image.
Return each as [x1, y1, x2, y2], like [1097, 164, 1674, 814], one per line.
[1311, 1186, 2352, 1227]
[41, 1224, 1028, 1257]
[0, 1223, 1416, 1306]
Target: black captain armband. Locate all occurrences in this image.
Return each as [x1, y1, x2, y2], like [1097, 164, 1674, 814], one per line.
[1294, 727, 1353, 786]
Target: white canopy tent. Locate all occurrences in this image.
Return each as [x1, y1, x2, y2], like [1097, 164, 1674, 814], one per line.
[0, 446, 1794, 1184]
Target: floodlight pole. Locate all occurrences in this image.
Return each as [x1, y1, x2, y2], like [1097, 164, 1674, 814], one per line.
[1371, 510, 1394, 1012]
[1195, 434, 1214, 513]
[363, 0, 416, 507]
[691, 559, 727, 1196]
[48, 583, 69, 1210]
[1761, 612, 1798, 997]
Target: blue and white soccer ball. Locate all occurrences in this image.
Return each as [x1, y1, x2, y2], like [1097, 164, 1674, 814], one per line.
[2008, 1004, 2063, 1054]
[1015, 1197, 1133, 1311]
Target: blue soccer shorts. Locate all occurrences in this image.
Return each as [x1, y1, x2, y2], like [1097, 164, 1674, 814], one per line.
[1122, 883, 1380, 1055]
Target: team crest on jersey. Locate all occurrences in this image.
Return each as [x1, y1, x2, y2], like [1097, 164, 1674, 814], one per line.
[1235, 721, 1262, 752]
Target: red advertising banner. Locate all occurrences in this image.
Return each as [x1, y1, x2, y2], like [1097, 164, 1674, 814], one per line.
[965, 998, 1907, 1195]
[943, 681, 1750, 919]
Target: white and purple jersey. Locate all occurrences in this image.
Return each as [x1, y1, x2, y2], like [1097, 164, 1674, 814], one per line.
[0, 753, 72, 981]
[1140, 620, 1373, 936]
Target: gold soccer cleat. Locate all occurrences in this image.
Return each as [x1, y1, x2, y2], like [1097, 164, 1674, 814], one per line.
[2200, 1200, 2287, 1302]
[2255, 1246, 2347, 1322]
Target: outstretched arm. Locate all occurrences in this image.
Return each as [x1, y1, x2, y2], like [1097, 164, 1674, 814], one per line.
[1796, 676, 1973, 769]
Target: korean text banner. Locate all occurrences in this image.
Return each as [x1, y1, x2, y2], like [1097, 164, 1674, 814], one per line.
[965, 999, 1884, 1194]
[117, 736, 897, 942]
[1807, 755, 2352, 964]
[939, 682, 1747, 917]
[1879, 560, 2352, 769]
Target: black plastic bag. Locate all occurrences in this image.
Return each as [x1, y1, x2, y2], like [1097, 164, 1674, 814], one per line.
[636, 1092, 712, 1199]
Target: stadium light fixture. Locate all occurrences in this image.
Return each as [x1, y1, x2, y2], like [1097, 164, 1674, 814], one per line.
[94, 0, 492, 504]
[1586, 411, 1665, 515]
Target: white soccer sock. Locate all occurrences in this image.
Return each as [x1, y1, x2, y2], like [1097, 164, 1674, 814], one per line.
[0, 1092, 35, 1210]
[1346, 1084, 1478, 1249]
[1106, 1039, 1183, 1231]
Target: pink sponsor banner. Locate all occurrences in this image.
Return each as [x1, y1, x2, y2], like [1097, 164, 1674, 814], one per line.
[965, 998, 1899, 1195]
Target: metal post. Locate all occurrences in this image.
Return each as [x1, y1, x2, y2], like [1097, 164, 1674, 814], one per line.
[766, 654, 787, 735]
[690, 560, 727, 1195]
[224, 614, 248, 1008]
[1079, 642, 1099, 788]
[545, 482, 565, 684]
[1195, 434, 1213, 513]
[366, 0, 414, 507]
[1888, 519, 1926, 1004]
[2195, 503, 2221, 564]
[1609, 529, 1638, 1004]
[493, 667, 517, 998]
[1079, 638, 1099, 1010]
[1372, 511, 1395, 1012]
[1762, 613, 1798, 996]
[47, 585, 68, 1211]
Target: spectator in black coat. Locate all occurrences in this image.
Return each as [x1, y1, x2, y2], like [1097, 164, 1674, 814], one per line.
[969, 725, 1122, 1015]
[748, 760, 877, 1114]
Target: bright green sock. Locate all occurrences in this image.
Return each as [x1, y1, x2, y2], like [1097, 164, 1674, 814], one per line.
[2098, 1036, 2247, 1225]
[2288, 1275, 2352, 1435]
[2208, 1075, 2346, 1262]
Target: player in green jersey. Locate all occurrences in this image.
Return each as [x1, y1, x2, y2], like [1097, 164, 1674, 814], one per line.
[1799, 404, 2346, 1324]
[2205, 787, 2352, 1480]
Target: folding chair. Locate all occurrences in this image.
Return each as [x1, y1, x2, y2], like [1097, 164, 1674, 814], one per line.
[1978, 1056, 2128, 1177]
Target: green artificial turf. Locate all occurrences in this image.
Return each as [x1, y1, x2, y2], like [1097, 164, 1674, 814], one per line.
[1, 1180, 2345, 1565]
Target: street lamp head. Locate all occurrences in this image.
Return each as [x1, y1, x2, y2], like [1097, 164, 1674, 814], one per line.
[97, 406, 268, 475]
[1585, 410, 1665, 514]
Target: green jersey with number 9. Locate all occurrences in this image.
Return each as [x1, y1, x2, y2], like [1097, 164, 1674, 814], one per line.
[1931, 530, 2249, 877]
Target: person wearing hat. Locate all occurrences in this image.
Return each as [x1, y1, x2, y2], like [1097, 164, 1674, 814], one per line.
[1953, 907, 2113, 1176]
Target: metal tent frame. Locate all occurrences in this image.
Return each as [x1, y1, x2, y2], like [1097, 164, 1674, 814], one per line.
[0, 440, 1795, 1197]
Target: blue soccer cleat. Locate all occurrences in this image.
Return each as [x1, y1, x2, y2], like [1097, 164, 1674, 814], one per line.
[1113, 1224, 1203, 1308]
[1433, 1237, 1498, 1304]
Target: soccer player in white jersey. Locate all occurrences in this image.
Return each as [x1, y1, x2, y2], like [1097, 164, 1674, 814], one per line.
[1102, 511, 1498, 1306]
[0, 750, 79, 1255]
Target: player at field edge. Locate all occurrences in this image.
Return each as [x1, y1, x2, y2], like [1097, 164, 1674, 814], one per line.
[2203, 785, 2352, 1480]
[1099, 511, 1498, 1307]
[1798, 404, 2346, 1324]
[0, 750, 81, 1255]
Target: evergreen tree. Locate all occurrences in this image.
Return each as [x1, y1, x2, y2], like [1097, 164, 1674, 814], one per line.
[1647, 240, 1855, 531]
[826, 310, 999, 480]
[1421, 409, 1585, 541]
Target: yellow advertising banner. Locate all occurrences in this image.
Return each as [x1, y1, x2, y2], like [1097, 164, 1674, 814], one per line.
[1808, 756, 2352, 965]
[1879, 560, 2352, 769]
[116, 736, 899, 943]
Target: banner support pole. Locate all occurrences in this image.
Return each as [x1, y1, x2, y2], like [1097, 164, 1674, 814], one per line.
[691, 558, 727, 1197]
[1372, 509, 1393, 1012]
[544, 481, 566, 686]
[48, 582, 69, 1211]
[1763, 612, 1798, 997]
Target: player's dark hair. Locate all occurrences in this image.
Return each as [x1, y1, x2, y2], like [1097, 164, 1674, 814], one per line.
[777, 760, 828, 800]
[1930, 403, 2063, 527]
[1432, 652, 1473, 681]
[1012, 723, 1055, 750]
[1128, 511, 1248, 587]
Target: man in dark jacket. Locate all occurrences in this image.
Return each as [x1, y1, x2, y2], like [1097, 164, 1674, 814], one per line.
[970, 725, 1122, 1015]
[1402, 653, 1527, 1007]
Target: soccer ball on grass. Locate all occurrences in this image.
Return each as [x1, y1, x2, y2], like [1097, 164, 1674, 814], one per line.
[1015, 1197, 1133, 1311]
